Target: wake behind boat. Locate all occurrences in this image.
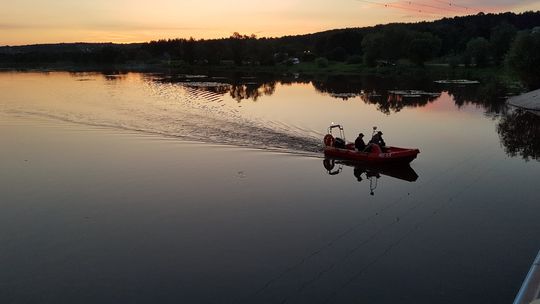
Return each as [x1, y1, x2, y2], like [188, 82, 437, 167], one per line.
[323, 125, 420, 164]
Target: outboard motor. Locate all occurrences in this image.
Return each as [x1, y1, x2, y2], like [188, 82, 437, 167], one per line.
[334, 137, 346, 149]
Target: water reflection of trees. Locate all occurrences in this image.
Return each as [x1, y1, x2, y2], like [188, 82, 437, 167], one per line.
[147, 73, 509, 115]
[312, 75, 441, 114]
[362, 91, 439, 115]
[101, 70, 128, 81]
[311, 75, 364, 100]
[150, 73, 514, 116]
[312, 75, 515, 116]
[497, 109, 540, 161]
[445, 78, 510, 115]
[229, 81, 276, 102]
[152, 73, 310, 102]
[68, 70, 129, 81]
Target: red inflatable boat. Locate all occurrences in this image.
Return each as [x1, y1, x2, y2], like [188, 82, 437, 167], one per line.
[323, 125, 420, 164]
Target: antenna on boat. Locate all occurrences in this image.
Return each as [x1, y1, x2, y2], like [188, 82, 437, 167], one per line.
[369, 175, 378, 195]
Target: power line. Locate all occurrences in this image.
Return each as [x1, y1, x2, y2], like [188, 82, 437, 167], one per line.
[356, 0, 447, 16]
[398, 0, 468, 14]
[431, 0, 476, 11]
[356, 0, 479, 16]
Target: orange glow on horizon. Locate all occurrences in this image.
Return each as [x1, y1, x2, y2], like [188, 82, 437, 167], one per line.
[1, 0, 539, 46]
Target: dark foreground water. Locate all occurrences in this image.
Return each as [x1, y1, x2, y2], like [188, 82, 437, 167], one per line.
[1, 71, 539, 304]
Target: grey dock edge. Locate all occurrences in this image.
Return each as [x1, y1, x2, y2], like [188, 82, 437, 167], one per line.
[514, 250, 540, 304]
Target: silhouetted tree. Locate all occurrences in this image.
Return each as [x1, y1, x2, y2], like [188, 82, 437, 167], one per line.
[506, 31, 540, 89]
[96, 46, 125, 64]
[315, 57, 329, 68]
[490, 23, 517, 65]
[466, 37, 490, 67]
[200, 39, 223, 65]
[257, 41, 275, 66]
[229, 32, 256, 65]
[182, 38, 196, 64]
[326, 31, 363, 55]
[362, 33, 384, 66]
[230, 33, 245, 65]
[408, 32, 441, 65]
[380, 27, 412, 61]
[327, 46, 347, 61]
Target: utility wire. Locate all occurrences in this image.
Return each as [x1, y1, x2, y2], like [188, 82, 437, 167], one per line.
[356, 0, 447, 16]
[357, 0, 478, 16]
[431, 0, 476, 11]
[399, 0, 467, 14]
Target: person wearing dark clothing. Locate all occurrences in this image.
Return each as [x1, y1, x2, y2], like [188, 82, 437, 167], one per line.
[370, 131, 386, 147]
[355, 133, 366, 151]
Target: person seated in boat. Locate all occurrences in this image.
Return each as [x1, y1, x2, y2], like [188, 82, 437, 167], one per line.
[370, 131, 386, 147]
[354, 133, 366, 151]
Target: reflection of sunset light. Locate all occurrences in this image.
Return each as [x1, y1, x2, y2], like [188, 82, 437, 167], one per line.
[1, 0, 539, 45]
[417, 92, 485, 117]
[420, 92, 457, 112]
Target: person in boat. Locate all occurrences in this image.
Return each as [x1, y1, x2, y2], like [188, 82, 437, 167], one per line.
[355, 133, 366, 151]
[370, 131, 386, 147]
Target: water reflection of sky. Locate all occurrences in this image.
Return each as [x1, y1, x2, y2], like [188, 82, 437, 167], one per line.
[1, 71, 538, 161]
[1, 71, 540, 304]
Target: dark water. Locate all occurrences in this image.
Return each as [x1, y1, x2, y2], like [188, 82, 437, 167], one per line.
[1, 71, 539, 304]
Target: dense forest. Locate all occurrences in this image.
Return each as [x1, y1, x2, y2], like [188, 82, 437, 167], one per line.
[1, 11, 540, 87]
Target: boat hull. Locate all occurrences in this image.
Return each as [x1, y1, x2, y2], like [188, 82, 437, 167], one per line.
[324, 145, 420, 164]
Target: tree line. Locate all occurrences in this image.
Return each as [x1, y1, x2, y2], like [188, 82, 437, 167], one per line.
[1, 11, 540, 87]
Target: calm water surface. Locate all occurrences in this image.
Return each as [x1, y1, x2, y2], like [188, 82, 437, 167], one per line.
[1, 71, 539, 303]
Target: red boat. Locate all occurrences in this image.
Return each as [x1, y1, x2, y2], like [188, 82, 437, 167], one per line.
[323, 125, 420, 164]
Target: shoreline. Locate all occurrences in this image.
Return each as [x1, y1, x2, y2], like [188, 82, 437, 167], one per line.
[0, 63, 524, 97]
[0, 62, 519, 82]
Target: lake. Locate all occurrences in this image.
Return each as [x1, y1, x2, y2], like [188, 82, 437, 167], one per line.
[1, 71, 539, 304]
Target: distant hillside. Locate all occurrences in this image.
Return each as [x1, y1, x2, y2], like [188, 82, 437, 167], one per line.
[1, 11, 540, 84]
[271, 11, 540, 61]
[0, 43, 112, 54]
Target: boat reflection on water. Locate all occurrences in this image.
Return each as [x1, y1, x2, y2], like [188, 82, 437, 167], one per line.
[323, 158, 419, 195]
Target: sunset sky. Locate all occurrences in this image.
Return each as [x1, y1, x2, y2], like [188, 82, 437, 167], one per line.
[2, 0, 539, 46]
